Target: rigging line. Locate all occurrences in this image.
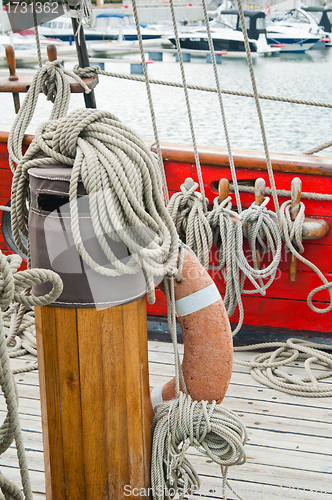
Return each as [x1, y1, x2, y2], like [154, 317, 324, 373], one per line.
[168, 0, 207, 212]
[32, 0, 42, 68]
[229, 185, 332, 201]
[201, 0, 242, 213]
[74, 69, 332, 110]
[236, 0, 280, 224]
[131, 0, 169, 205]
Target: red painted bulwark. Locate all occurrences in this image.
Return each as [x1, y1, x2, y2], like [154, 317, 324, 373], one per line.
[1, 136, 332, 333]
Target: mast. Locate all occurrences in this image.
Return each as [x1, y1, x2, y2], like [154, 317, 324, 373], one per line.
[68, 0, 97, 109]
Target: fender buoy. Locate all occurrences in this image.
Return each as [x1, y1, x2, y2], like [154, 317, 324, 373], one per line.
[151, 248, 233, 411]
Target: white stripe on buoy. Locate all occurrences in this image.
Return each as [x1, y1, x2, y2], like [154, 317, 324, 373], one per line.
[175, 283, 221, 318]
[150, 386, 164, 409]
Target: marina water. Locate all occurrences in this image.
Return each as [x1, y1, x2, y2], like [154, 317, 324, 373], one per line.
[0, 47, 332, 156]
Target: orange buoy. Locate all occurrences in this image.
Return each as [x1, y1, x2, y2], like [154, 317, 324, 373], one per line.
[151, 248, 233, 410]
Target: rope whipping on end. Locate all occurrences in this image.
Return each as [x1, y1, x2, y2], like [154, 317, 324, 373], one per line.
[167, 178, 213, 270]
[11, 108, 180, 304]
[0, 250, 63, 500]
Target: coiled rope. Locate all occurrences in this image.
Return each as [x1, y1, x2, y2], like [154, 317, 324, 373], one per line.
[0, 250, 63, 500]
[207, 195, 282, 335]
[167, 179, 213, 270]
[11, 108, 180, 304]
[234, 338, 332, 397]
[151, 259, 248, 500]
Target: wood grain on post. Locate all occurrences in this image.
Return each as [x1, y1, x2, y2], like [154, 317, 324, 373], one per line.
[254, 178, 266, 270]
[289, 177, 302, 281]
[34, 297, 151, 499]
[5, 45, 20, 114]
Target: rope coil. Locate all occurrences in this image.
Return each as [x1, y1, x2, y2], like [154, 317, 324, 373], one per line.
[167, 179, 213, 270]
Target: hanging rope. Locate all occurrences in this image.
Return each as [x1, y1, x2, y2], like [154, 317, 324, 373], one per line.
[151, 264, 248, 500]
[131, 0, 169, 204]
[0, 250, 62, 500]
[167, 179, 213, 270]
[207, 195, 282, 335]
[279, 200, 332, 313]
[234, 338, 332, 397]
[7, 60, 91, 173]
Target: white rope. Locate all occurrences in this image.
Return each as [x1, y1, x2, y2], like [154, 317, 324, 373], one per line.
[167, 179, 213, 270]
[207, 196, 282, 335]
[69, 0, 94, 43]
[151, 252, 248, 500]
[234, 338, 332, 397]
[7, 60, 91, 173]
[279, 200, 332, 313]
[0, 249, 63, 499]
[11, 108, 180, 304]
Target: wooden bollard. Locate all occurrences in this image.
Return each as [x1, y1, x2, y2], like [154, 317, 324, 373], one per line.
[5, 45, 20, 114]
[254, 178, 266, 270]
[289, 177, 302, 281]
[30, 166, 151, 499]
[47, 44, 57, 62]
[218, 178, 229, 202]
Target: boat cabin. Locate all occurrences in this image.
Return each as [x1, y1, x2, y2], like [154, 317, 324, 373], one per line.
[216, 9, 266, 40]
[303, 6, 332, 33]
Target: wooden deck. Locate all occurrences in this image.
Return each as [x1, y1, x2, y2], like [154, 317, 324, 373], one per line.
[1, 340, 332, 500]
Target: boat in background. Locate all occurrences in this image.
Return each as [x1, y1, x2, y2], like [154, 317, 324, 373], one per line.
[303, 5, 332, 46]
[38, 15, 116, 41]
[169, 9, 281, 56]
[266, 8, 328, 52]
[95, 12, 172, 42]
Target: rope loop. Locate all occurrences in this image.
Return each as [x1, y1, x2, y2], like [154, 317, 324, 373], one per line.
[151, 392, 248, 500]
[279, 199, 305, 253]
[167, 178, 213, 270]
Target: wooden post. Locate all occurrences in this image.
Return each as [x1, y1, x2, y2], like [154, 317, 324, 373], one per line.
[218, 178, 229, 202]
[35, 299, 151, 499]
[289, 177, 302, 282]
[5, 45, 20, 114]
[254, 178, 266, 270]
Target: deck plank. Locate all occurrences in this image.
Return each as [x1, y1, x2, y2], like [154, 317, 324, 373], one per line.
[0, 342, 332, 499]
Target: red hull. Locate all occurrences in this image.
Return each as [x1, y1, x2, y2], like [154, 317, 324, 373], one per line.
[1, 134, 332, 334]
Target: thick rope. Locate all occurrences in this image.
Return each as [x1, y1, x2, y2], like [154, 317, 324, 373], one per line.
[279, 200, 332, 313]
[7, 60, 91, 173]
[0, 250, 63, 499]
[151, 251, 248, 500]
[234, 338, 332, 397]
[131, 0, 169, 204]
[11, 108, 180, 304]
[167, 179, 213, 270]
[73, 66, 332, 111]
[207, 195, 282, 335]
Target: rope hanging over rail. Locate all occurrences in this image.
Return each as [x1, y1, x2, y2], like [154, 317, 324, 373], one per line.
[0, 250, 62, 500]
[207, 195, 282, 335]
[167, 179, 212, 270]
